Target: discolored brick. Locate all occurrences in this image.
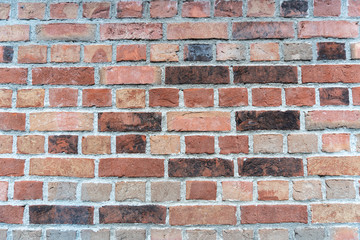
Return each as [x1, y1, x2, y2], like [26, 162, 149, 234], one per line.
[48, 135, 78, 154]
[16, 89, 45, 108]
[247, 0, 275, 17]
[0, 46, 13, 63]
[0, 181, 8, 201]
[317, 42, 346, 60]
[81, 229, 110, 240]
[83, 2, 110, 19]
[257, 180, 289, 201]
[12, 230, 41, 240]
[326, 179, 355, 199]
[223, 229, 254, 240]
[330, 227, 359, 240]
[293, 180, 322, 200]
[18, 2, 45, 19]
[151, 181, 181, 202]
[116, 135, 146, 154]
[36, 23, 96, 41]
[250, 42, 279, 61]
[150, 44, 179, 62]
[84, 45, 112, 63]
[215, 0, 243, 17]
[281, 0, 308, 17]
[165, 66, 229, 84]
[253, 134, 283, 153]
[0, 3, 10, 20]
[319, 88, 349, 106]
[284, 43, 312, 61]
[219, 88, 248, 107]
[234, 66, 297, 84]
[51, 45, 80, 63]
[50, 3, 78, 19]
[116, 89, 145, 108]
[233, 22, 294, 39]
[216, 43, 246, 61]
[0, 68, 27, 85]
[48, 182, 77, 201]
[288, 134, 318, 153]
[285, 87, 315, 106]
[322, 133, 350, 152]
[49, 88, 78, 107]
[116, 229, 146, 240]
[117, 0, 143, 18]
[311, 204, 360, 223]
[46, 230, 76, 240]
[184, 44, 213, 61]
[187, 229, 216, 240]
[0, 25, 30, 42]
[305, 110, 360, 130]
[81, 183, 112, 202]
[115, 181, 146, 201]
[151, 228, 182, 240]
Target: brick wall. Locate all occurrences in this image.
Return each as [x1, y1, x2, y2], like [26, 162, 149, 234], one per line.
[0, 0, 359, 239]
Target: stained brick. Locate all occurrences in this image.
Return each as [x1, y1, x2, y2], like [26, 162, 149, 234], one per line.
[100, 23, 162, 40]
[233, 22, 294, 39]
[50, 3, 78, 19]
[83, 2, 110, 19]
[166, 66, 229, 84]
[234, 66, 297, 84]
[48, 135, 78, 154]
[281, 0, 308, 17]
[116, 135, 146, 153]
[214, 0, 243, 17]
[32, 67, 94, 85]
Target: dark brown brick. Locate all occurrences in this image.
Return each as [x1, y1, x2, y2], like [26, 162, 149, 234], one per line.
[116, 135, 146, 153]
[165, 66, 229, 84]
[98, 112, 162, 132]
[32, 67, 95, 85]
[238, 158, 304, 177]
[214, 0, 243, 17]
[48, 135, 78, 154]
[168, 158, 233, 177]
[0, 158, 25, 176]
[99, 205, 166, 224]
[184, 44, 213, 61]
[233, 66, 297, 84]
[236, 111, 300, 131]
[317, 42, 346, 60]
[0, 205, 24, 224]
[320, 88, 349, 106]
[0, 113, 26, 131]
[29, 205, 93, 224]
[281, 0, 308, 17]
[232, 22, 294, 39]
[99, 158, 164, 177]
[1, 46, 13, 62]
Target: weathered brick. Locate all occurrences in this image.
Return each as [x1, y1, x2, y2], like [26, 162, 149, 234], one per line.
[0, 158, 25, 176]
[186, 181, 216, 200]
[82, 136, 111, 155]
[0, 25, 29, 42]
[14, 181, 42, 200]
[0, 181, 8, 201]
[234, 66, 297, 83]
[285, 87, 315, 106]
[116, 89, 145, 108]
[233, 22, 294, 39]
[222, 181, 253, 201]
[83, 89, 112, 107]
[36, 24, 96, 41]
[306, 111, 360, 130]
[284, 43, 312, 61]
[84, 45, 112, 63]
[151, 181, 181, 202]
[281, 0, 308, 17]
[184, 44, 213, 61]
[0, 3, 10, 19]
[298, 21, 358, 38]
[12, 230, 41, 240]
[99, 112, 161, 132]
[252, 88, 282, 107]
[0, 68, 27, 85]
[81, 183, 112, 202]
[0, 89, 12, 108]
[216, 43, 246, 61]
[117, 0, 143, 18]
[239, 158, 304, 176]
[182, 1, 210, 18]
[83, 2, 110, 19]
[115, 229, 146, 240]
[150, 135, 180, 155]
[320, 88, 349, 106]
[247, 0, 275, 17]
[117, 44, 146, 61]
[116, 135, 146, 153]
[101, 66, 160, 85]
[33, 67, 94, 85]
[185, 135, 214, 154]
[46, 230, 76, 240]
[169, 206, 236, 225]
[314, 0, 341, 16]
[259, 229, 289, 240]
[0, 46, 13, 63]
[0, 113, 26, 131]
[50, 3, 78, 19]
[0, 206, 24, 224]
[250, 42, 279, 61]
[326, 179, 355, 199]
[302, 65, 360, 83]
[48, 182, 77, 201]
[167, 111, 231, 131]
[18, 45, 47, 64]
[0, 135, 12, 153]
[330, 227, 359, 240]
[184, 88, 214, 107]
[150, 44, 179, 62]
[311, 204, 360, 223]
[115, 181, 146, 201]
[101, 23, 162, 40]
[293, 180, 322, 200]
[288, 134, 318, 153]
[166, 66, 229, 84]
[322, 133, 350, 152]
[169, 158, 233, 177]
[317, 42, 346, 60]
[29, 205, 93, 224]
[308, 156, 360, 176]
[150, 0, 177, 18]
[30, 112, 93, 131]
[30, 158, 94, 178]
[167, 22, 228, 39]
[100, 205, 166, 224]
[51, 45, 80, 63]
[18, 3, 45, 19]
[257, 180, 289, 201]
[241, 205, 307, 223]
[151, 229, 182, 240]
[17, 135, 45, 154]
[17, 89, 45, 108]
[219, 135, 249, 154]
[81, 229, 110, 240]
[236, 111, 300, 131]
[253, 134, 283, 153]
[223, 229, 254, 240]
[99, 158, 164, 177]
[149, 88, 179, 107]
[48, 135, 78, 154]
[0, 230, 6, 239]
[214, 0, 243, 17]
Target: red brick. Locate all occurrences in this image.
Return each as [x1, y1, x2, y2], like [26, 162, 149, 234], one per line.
[0, 181, 8, 201]
[101, 23, 162, 40]
[257, 180, 289, 201]
[0, 89, 12, 108]
[285, 87, 315, 106]
[214, 0, 243, 17]
[101, 66, 160, 85]
[0, 68, 27, 85]
[167, 111, 231, 132]
[98, 112, 161, 132]
[18, 3, 45, 19]
[48, 135, 78, 154]
[167, 22, 228, 39]
[0, 135, 12, 153]
[17, 135, 45, 154]
[150, 0, 177, 18]
[349, 0, 360, 16]
[185, 135, 214, 154]
[182, 1, 210, 18]
[0, 3, 10, 20]
[322, 133, 350, 152]
[352, 87, 360, 105]
[311, 204, 360, 223]
[218, 88, 248, 107]
[302, 65, 360, 83]
[314, 0, 341, 16]
[330, 227, 359, 240]
[29, 112, 93, 131]
[222, 181, 253, 201]
[169, 206, 236, 225]
[252, 88, 282, 107]
[83, 2, 110, 18]
[14, 181, 42, 200]
[0, 206, 24, 224]
[116, 89, 145, 108]
[0, 158, 24, 176]
[233, 22, 294, 39]
[0, 46, 13, 63]
[234, 66, 297, 84]
[184, 88, 214, 108]
[308, 156, 360, 176]
[298, 21, 358, 38]
[82, 136, 111, 155]
[0, 25, 29, 42]
[320, 88, 349, 106]
[250, 42, 279, 61]
[305, 111, 360, 130]
[241, 205, 307, 224]
[186, 181, 217, 200]
[30, 158, 94, 178]
[117, 44, 146, 61]
[99, 158, 164, 177]
[49, 88, 78, 107]
[0, 113, 26, 131]
[83, 89, 112, 107]
[18, 45, 47, 64]
[247, 0, 275, 17]
[32, 67, 94, 85]
[219, 135, 248, 154]
[50, 3, 78, 19]
[117, 1, 143, 18]
[84, 45, 112, 63]
[149, 88, 179, 107]
[36, 24, 96, 41]
[51, 45, 80, 63]
[116, 135, 146, 153]
[150, 44, 179, 62]
[16, 89, 45, 108]
[166, 66, 229, 84]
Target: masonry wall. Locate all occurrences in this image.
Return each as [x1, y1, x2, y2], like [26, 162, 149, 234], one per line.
[0, 0, 360, 239]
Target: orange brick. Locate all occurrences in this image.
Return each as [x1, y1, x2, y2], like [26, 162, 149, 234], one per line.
[117, 0, 143, 18]
[83, 89, 112, 107]
[83, 2, 110, 19]
[222, 181, 253, 201]
[186, 181, 216, 200]
[13, 181, 42, 200]
[312, 204, 360, 223]
[101, 66, 160, 85]
[82, 136, 111, 155]
[18, 45, 47, 64]
[17, 135, 45, 154]
[18, 2, 45, 19]
[250, 43, 279, 61]
[49, 88, 78, 107]
[0, 89, 12, 108]
[0, 25, 30, 42]
[50, 2, 78, 19]
[16, 89, 45, 108]
[219, 88, 248, 107]
[150, 135, 180, 155]
[182, 1, 210, 18]
[32, 67, 94, 85]
[257, 180, 289, 201]
[51, 45, 80, 63]
[116, 89, 145, 108]
[252, 88, 282, 107]
[84, 45, 112, 63]
[116, 44, 146, 61]
[285, 88, 315, 106]
[167, 22, 228, 40]
[0, 135, 12, 154]
[298, 21, 358, 39]
[322, 133, 350, 152]
[184, 88, 214, 108]
[149, 88, 179, 107]
[219, 135, 249, 154]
